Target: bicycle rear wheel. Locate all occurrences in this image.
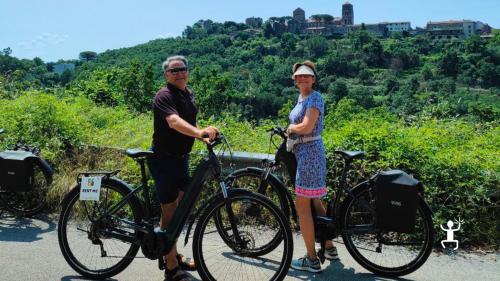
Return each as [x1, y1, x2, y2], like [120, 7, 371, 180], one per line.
[0, 163, 49, 216]
[193, 189, 293, 281]
[341, 184, 434, 277]
[58, 178, 143, 279]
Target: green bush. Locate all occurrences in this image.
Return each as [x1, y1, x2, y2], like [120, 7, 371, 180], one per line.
[323, 103, 499, 247]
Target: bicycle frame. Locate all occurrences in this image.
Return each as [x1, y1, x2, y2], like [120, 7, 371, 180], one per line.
[90, 135, 242, 256]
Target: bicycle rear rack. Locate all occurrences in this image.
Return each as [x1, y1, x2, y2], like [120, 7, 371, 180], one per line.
[76, 170, 120, 183]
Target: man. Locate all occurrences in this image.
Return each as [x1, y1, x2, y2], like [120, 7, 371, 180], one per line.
[148, 55, 218, 281]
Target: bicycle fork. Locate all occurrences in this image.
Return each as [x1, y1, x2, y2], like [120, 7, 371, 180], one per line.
[221, 181, 248, 250]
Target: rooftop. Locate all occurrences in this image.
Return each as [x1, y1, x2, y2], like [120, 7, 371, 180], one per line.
[427, 20, 475, 24]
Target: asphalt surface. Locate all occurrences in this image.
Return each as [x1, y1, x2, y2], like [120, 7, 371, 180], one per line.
[0, 214, 498, 281]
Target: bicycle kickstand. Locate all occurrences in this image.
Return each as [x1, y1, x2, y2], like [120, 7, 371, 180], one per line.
[317, 239, 326, 264]
[158, 256, 166, 270]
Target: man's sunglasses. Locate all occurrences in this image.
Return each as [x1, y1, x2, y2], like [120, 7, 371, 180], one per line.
[166, 67, 188, 74]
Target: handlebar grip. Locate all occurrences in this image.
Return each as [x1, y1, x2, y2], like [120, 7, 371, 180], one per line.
[201, 132, 220, 139]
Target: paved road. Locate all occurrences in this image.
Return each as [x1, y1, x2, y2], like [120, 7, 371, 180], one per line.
[0, 214, 498, 281]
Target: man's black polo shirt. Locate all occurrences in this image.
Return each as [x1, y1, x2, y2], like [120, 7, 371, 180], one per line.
[152, 83, 197, 157]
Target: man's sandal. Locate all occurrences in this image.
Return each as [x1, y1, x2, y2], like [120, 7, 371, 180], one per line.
[164, 266, 191, 281]
[176, 254, 196, 271]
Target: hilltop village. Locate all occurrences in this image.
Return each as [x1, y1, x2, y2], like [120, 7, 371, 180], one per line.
[196, 2, 493, 40]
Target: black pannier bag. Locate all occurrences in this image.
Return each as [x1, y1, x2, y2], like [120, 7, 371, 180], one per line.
[0, 150, 36, 192]
[375, 170, 421, 233]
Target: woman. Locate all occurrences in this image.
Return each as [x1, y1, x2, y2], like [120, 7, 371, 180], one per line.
[287, 60, 338, 273]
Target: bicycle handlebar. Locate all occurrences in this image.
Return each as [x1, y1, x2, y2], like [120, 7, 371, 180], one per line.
[266, 126, 287, 139]
[0, 129, 41, 154]
[202, 132, 224, 150]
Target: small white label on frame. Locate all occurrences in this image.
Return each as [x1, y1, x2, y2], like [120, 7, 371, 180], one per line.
[79, 176, 102, 201]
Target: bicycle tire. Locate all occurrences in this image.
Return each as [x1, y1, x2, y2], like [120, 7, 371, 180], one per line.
[193, 189, 293, 281]
[341, 184, 434, 277]
[213, 168, 291, 256]
[0, 161, 50, 216]
[58, 178, 143, 279]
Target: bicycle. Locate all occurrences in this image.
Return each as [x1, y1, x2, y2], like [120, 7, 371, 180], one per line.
[0, 128, 54, 216]
[227, 127, 434, 277]
[57, 133, 293, 281]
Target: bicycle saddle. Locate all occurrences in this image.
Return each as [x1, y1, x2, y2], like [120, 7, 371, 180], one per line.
[125, 148, 154, 159]
[334, 150, 365, 161]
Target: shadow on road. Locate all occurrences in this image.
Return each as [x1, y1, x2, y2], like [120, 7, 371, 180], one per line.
[61, 276, 118, 281]
[288, 260, 416, 281]
[0, 213, 56, 242]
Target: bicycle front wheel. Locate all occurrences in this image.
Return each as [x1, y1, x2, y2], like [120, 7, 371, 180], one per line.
[193, 189, 293, 281]
[58, 178, 143, 279]
[214, 169, 291, 256]
[341, 184, 434, 277]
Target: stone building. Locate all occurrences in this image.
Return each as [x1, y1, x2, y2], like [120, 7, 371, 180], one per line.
[383, 22, 412, 33]
[349, 24, 389, 37]
[252, 2, 421, 38]
[245, 17, 263, 28]
[342, 2, 354, 25]
[426, 20, 490, 39]
[53, 63, 75, 74]
[293, 8, 306, 22]
[265, 3, 356, 36]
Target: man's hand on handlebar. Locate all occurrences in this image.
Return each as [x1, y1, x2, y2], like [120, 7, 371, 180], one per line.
[199, 126, 219, 143]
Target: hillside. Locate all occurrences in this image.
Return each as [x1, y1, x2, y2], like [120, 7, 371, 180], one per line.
[0, 24, 499, 247]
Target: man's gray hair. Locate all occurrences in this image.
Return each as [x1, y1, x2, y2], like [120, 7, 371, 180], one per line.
[162, 55, 188, 72]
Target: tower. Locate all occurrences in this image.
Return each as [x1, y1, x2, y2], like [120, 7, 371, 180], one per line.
[293, 7, 306, 22]
[342, 2, 354, 25]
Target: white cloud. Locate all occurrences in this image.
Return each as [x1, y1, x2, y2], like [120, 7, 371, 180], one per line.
[17, 33, 68, 50]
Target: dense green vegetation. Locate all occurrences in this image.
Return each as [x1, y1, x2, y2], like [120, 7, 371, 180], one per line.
[0, 25, 498, 247]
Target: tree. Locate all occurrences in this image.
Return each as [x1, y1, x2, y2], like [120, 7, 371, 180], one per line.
[280, 33, 296, 56]
[2, 47, 12, 56]
[358, 69, 372, 84]
[363, 39, 385, 67]
[439, 51, 460, 78]
[33, 57, 44, 66]
[477, 60, 499, 88]
[306, 36, 328, 57]
[79, 51, 97, 62]
[59, 69, 73, 85]
[122, 60, 155, 113]
[326, 79, 349, 103]
[263, 22, 274, 38]
[464, 35, 485, 54]
[421, 64, 433, 80]
[350, 29, 372, 50]
[384, 75, 400, 94]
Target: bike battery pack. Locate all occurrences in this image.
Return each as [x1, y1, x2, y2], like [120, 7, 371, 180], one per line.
[375, 170, 419, 233]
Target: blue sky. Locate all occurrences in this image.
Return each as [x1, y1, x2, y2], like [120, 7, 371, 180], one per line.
[1, 0, 499, 62]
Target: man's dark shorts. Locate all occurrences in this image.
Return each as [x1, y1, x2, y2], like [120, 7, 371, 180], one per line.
[147, 152, 190, 204]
